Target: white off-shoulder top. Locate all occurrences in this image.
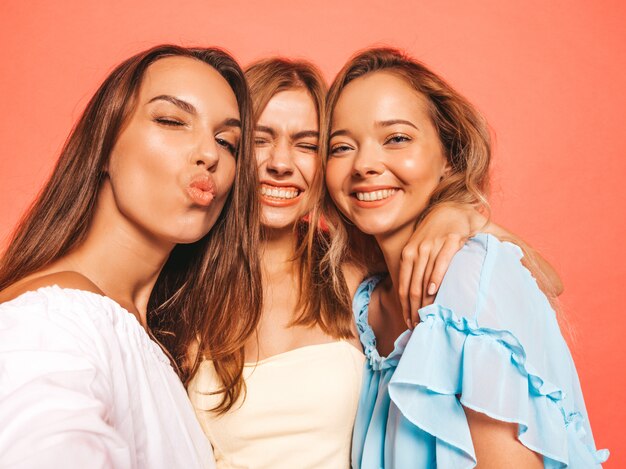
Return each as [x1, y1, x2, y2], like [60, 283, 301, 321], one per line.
[0, 286, 215, 469]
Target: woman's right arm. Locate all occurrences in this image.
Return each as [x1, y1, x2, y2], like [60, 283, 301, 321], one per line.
[0, 298, 128, 468]
[464, 408, 543, 468]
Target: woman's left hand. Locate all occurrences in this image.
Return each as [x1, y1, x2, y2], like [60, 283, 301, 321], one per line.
[398, 204, 485, 329]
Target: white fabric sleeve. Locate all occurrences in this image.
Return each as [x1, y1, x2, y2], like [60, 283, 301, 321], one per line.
[0, 296, 133, 469]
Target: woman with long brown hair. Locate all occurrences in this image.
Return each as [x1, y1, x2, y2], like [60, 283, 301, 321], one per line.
[0, 45, 262, 468]
[325, 48, 608, 467]
[187, 57, 366, 469]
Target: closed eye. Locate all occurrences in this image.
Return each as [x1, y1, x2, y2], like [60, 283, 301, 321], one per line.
[297, 143, 319, 153]
[154, 117, 186, 127]
[254, 137, 270, 146]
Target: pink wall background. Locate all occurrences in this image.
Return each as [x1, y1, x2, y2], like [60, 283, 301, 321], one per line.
[1, 0, 623, 464]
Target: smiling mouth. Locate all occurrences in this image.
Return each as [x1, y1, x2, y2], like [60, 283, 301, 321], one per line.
[260, 184, 302, 200]
[354, 189, 397, 202]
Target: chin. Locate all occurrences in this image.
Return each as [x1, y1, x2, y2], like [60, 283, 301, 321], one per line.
[168, 219, 219, 245]
[165, 231, 210, 246]
[352, 217, 403, 238]
[261, 208, 302, 231]
[261, 217, 298, 231]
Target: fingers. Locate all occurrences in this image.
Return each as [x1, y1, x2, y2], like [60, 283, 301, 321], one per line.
[399, 232, 467, 329]
[420, 256, 436, 309]
[398, 248, 416, 329]
[426, 235, 466, 301]
[407, 245, 430, 327]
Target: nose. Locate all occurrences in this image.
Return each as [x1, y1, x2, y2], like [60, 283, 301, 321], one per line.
[194, 135, 220, 171]
[266, 140, 294, 176]
[352, 142, 384, 178]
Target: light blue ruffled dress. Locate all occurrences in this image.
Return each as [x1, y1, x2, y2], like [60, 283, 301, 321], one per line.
[351, 234, 608, 468]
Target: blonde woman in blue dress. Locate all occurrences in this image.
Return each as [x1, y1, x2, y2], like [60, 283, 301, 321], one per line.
[324, 48, 609, 468]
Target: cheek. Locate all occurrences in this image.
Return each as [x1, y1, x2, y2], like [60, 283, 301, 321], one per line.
[106, 127, 188, 221]
[109, 145, 177, 194]
[297, 155, 319, 188]
[325, 159, 350, 201]
[396, 149, 445, 188]
[398, 156, 429, 182]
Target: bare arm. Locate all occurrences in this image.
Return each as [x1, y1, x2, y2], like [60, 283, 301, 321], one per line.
[399, 204, 564, 327]
[464, 407, 543, 468]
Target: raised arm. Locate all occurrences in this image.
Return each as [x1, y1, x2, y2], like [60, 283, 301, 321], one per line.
[399, 204, 564, 327]
[0, 297, 127, 468]
[481, 222, 564, 298]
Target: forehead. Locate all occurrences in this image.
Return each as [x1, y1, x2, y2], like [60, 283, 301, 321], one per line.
[139, 56, 240, 115]
[333, 71, 430, 126]
[259, 88, 318, 126]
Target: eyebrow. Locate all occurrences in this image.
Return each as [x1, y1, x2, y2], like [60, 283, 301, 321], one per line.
[293, 130, 319, 140]
[148, 95, 197, 115]
[255, 126, 319, 140]
[376, 119, 419, 130]
[221, 117, 242, 129]
[149, 96, 241, 128]
[330, 119, 418, 140]
[329, 129, 350, 139]
[255, 125, 276, 138]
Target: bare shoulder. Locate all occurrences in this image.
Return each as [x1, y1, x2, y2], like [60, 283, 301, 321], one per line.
[0, 272, 104, 304]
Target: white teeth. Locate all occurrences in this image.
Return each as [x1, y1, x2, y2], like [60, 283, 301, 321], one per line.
[355, 189, 396, 202]
[260, 185, 300, 200]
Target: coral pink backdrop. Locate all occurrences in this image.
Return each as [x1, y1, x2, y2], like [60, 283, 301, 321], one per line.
[1, 0, 623, 464]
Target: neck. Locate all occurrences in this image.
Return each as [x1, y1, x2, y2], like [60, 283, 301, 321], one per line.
[261, 224, 298, 277]
[374, 223, 416, 321]
[63, 187, 174, 327]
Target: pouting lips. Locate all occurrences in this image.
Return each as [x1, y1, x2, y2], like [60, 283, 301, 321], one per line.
[354, 188, 397, 202]
[187, 175, 216, 206]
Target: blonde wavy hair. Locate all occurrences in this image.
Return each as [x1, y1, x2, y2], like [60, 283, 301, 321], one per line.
[322, 47, 562, 306]
[321, 47, 492, 299]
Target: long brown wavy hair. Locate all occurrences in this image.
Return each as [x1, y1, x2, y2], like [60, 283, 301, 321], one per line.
[0, 45, 263, 411]
[246, 57, 353, 338]
[188, 57, 352, 413]
[321, 47, 492, 297]
[191, 58, 355, 414]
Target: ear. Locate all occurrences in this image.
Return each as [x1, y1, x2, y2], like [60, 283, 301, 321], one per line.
[440, 159, 452, 180]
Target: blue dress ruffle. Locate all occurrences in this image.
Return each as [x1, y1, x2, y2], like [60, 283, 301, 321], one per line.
[351, 234, 608, 468]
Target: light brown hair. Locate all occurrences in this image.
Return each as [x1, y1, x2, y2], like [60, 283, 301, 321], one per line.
[245, 57, 353, 342]
[321, 47, 491, 297]
[323, 47, 561, 303]
[0, 45, 263, 412]
[178, 58, 359, 413]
